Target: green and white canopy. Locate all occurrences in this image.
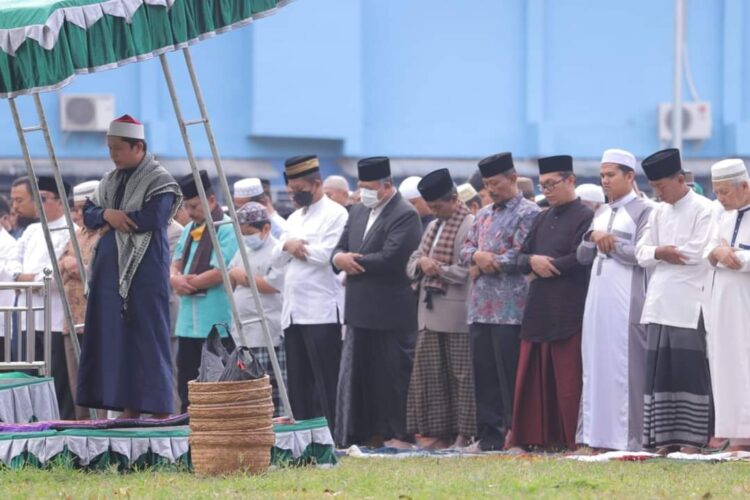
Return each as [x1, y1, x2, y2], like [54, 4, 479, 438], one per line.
[0, 0, 290, 98]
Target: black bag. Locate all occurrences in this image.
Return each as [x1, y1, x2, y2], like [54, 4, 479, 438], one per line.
[197, 323, 266, 382]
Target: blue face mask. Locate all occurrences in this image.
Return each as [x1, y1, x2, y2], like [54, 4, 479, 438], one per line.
[243, 233, 265, 250]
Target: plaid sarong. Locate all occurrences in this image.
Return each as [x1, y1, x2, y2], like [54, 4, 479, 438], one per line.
[250, 345, 287, 417]
[415, 202, 471, 295]
[406, 329, 476, 438]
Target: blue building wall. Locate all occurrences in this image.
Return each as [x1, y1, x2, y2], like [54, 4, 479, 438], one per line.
[1, 0, 749, 182]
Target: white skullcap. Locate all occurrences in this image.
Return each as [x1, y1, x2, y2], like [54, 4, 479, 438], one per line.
[711, 159, 748, 182]
[73, 180, 99, 203]
[233, 178, 263, 198]
[576, 184, 606, 204]
[534, 194, 546, 203]
[399, 176, 422, 200]
[323, 175, 350, 192]
[457, 183, 478, 203]
[601, 148, 636, 170]
[108, 114, 145, 140]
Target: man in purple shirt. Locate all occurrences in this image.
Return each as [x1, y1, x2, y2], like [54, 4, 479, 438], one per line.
[460, 152, 540, 451]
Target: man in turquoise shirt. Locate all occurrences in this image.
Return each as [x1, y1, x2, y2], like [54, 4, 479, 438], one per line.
[171, 170, 238, 412]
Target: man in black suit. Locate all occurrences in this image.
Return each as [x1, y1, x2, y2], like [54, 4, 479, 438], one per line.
[333, 157, 423, 448]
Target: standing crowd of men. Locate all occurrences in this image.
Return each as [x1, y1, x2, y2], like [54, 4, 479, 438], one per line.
[2, 113, 749, 455]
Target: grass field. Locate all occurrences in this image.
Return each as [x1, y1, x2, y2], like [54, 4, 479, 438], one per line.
[2, 456, 750, 498]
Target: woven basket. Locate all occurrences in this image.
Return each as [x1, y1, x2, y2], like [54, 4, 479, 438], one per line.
[191, 446, 273, 475]
[190, 429, 275, 475]
[188, 383, 272, 405]
[190, 415, 273, 432]
[188, 376, 270, 394]
[190, 427, 275, 446]
[188, 377, 275, 475]
[188, 401, 274, 420]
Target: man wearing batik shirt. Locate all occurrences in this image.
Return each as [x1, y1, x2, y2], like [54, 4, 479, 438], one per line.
[459, 152, 540, 451]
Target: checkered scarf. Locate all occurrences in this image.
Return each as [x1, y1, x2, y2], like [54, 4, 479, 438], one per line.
[96, 153, 182, 302]
[416, 201, 470, 295]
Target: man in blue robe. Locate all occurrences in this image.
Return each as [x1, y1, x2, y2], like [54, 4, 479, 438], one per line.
[77, 115, 182, 419]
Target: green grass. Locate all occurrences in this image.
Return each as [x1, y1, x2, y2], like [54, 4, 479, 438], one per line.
[2, 456, 750, 498]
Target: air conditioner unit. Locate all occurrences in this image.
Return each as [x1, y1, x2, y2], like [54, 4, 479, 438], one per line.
[658, 101, 712, 142]
[60, 94, 115, 132]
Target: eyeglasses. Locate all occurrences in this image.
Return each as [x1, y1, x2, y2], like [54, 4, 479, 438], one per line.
[538, 177, 569, 192]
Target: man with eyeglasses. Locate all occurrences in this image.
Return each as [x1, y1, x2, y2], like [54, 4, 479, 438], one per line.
[511, 155, 594, 451]
[459, 152, 540, 451]
[14, 176, 76, 419]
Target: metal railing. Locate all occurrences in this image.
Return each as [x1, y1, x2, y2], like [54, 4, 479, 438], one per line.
[0, 270, 53, 375]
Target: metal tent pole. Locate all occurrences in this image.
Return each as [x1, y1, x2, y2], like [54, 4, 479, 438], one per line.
[159, 50, 293, 419]
[672, 0, 685, 150]
[8, 100, 72, 364]
[33, 94, 87, 360]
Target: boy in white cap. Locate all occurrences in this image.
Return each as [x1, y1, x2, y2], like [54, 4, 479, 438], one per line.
[77, 114, 182, 419]
[705, 159, 750, 452]
[576, 148, 653, 451]
[228, 201, 287, 415]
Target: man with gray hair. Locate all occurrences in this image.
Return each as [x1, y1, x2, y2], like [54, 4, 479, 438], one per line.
[323, 175, 351, 209]
[705, 158, 750, 452]
[333, 156, 422, 447]
[229, 201, 287, 415]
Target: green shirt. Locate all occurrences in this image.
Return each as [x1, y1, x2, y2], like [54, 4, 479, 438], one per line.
[173, 215, 238, 339]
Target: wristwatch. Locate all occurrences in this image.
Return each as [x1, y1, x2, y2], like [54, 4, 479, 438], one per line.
[12, 272, 20, 281]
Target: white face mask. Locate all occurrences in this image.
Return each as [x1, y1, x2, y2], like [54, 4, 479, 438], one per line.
[360, 188, 380, 208]
[243, 233, 265, 250]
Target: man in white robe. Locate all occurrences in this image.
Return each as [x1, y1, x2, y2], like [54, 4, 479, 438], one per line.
[705, 158, 750, 452]
[576, 149, 652, 451]
[635, 148, 713, 453]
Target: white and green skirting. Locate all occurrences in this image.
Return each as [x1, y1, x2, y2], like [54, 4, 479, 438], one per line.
[0, 372, 60, 424]
[0, 418, 336, 471]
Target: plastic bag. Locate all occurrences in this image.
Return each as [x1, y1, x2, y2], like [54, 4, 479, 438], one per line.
[196, 324, 232, 382]
[219, 346, 265, 381]
[197, 323, 266, 382]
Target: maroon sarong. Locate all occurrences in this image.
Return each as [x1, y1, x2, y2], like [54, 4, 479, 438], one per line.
[511, 332, 582, 450]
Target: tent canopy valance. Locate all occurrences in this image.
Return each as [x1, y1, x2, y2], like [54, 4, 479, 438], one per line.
[0, 0, 290, 98]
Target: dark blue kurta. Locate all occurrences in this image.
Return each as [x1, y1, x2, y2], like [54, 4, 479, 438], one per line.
[77, 193, 175, 414]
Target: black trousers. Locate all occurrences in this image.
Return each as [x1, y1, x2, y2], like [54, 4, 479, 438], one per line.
[177, 336, 235, 414]
[471, 323, 520, 450]
[345, 327, 416, 443]
[22, 331, 74, 420]
[284, 323, 342, 432]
